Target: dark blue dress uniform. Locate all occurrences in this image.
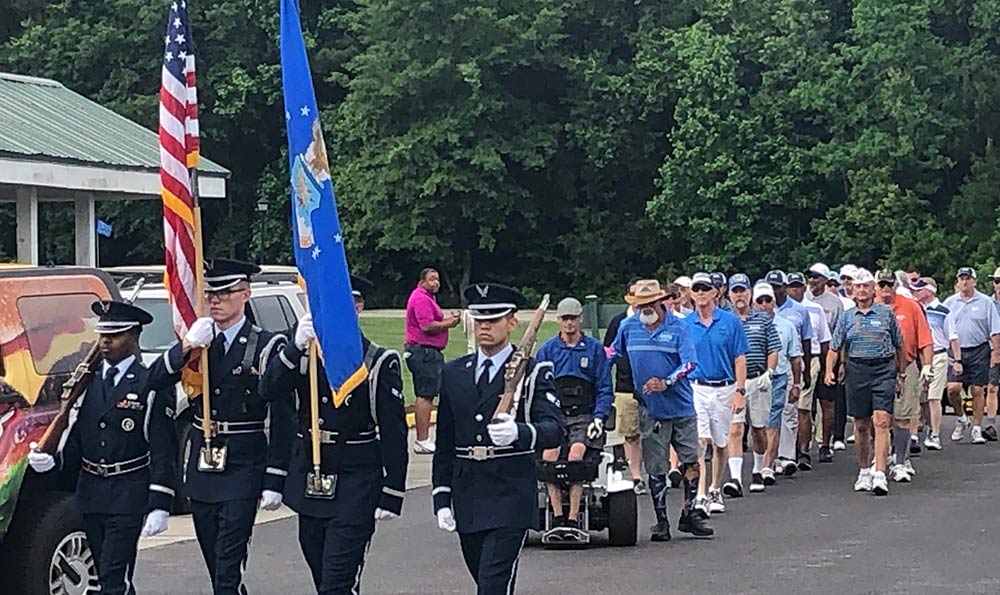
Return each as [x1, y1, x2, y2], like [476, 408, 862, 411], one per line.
[432, 284, 562, 595]
[260, 333, 408, 595]
[58, 301, 176, 595]
[147, 259, 294, 595]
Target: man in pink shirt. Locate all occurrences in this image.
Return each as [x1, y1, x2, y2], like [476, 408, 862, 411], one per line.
[406, 268, 460, 454]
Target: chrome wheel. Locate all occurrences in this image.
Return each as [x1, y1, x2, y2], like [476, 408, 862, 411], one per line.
[49, 531, 98, 595]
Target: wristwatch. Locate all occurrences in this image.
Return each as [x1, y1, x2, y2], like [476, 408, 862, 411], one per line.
[735, 387, 746, 395]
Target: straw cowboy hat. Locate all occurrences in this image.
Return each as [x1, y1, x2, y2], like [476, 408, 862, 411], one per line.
[625, 279, 668, 307]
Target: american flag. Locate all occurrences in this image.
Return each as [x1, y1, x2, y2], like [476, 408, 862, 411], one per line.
[159, 0, 199, 340]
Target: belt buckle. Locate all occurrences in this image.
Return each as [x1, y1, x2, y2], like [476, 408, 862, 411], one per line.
[470, 446, 490, 461]
[96, 464, 108, 478]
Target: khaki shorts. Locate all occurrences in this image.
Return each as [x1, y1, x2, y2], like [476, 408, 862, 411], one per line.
[894, 360, 921, 420]
[732, 373, 771, 428]
[924, 352, 948, 402]
[798, 357, 821, 411]
[614, 392, 640, 438]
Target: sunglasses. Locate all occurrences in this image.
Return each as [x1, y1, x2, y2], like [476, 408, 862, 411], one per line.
[755, 296, 774, 304]
[691, 285, 714, 293]
[559, 315, 580, 321]
[993, 279, 1000, 284]
[877, 281, 895, 288]
[826, 280, 840, 287]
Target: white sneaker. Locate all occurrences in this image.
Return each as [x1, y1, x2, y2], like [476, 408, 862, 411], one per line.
[413, 439, 436, 454]
[761, 467, 777, 486]
[833, 440, 846, 451]
[903, 459, 916, 476]
[854, 469, 873, 492]
[694, 495, 711, 518]
[872, 471, 889, 496]
[890, 465, 912, 483]
[972, 426, 986, 444]
[708, 489, 726, 514]
[952, 419, 970, 442]
[924, 435, 942, 450]
[846, 434, 856, 444]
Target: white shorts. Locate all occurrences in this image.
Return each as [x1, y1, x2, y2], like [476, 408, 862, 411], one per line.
[732, 373, 771, 428]
[693, 383, 736, 448]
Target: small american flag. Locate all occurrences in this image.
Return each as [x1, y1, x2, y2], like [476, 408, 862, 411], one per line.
[159, 0, 199, 342]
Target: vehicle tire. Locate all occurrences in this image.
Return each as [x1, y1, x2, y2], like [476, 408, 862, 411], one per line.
[606, 490, 637, 547]
[3, 492, 98, 595]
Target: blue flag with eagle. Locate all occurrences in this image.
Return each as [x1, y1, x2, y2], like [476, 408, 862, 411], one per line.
[280, 0, 366, 404]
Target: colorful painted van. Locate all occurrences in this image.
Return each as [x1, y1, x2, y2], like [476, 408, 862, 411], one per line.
[0, 266, 119, 595]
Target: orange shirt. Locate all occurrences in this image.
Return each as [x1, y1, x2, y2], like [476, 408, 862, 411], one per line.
[877, 294, 932, 363]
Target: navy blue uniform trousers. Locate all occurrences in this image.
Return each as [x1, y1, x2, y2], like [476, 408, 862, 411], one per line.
[83, 513, 143, 595]
[458, 528, 527, 595]
[191, 498, 258, 595]
[298, 514, 375, 595]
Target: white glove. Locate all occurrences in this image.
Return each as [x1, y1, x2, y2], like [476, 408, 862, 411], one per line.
[294, 313, 315, 350]
[487, 413, 519, 446]
[586, 418, 605, 440]
[374, 507, 398, 521]
[436, 507, 456, 532]
[920, 364, 933, 384]
[184, 317, 215, 348]
[28, 443, 55, 473]
[259, 490, 283, 511]
[141, 509, 170, 537]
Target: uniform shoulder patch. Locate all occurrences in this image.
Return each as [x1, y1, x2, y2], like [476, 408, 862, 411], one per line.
[546, 392, 561, 407]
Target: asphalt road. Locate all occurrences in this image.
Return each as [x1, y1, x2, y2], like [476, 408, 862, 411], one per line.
[136, 440, 1000, 595]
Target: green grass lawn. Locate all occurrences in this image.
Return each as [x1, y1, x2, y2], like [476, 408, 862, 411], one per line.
[360, 318, 605, 405]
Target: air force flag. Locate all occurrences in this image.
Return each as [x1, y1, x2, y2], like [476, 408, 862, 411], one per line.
[280, 0, 366, 404]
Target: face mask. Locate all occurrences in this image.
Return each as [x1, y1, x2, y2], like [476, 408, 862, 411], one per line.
[639, 309, 658, 325]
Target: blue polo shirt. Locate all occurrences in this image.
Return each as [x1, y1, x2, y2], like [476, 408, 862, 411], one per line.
[536, 333, 614, 420]
[776, 297, 815, 342]
[686, 307, 750, 382]
[611, 312, 697, 420]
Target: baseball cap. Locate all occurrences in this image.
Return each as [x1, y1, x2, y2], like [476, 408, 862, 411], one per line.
[853, 268, 875, 284]
[752, 283, 775, 301]
[808, 263, 832, 279]
[674, 275, 692, 289]
[710, 272, 727, 288]
[556, 297, 583, 318]
[839, 264, 859, 279]
[875, 269, 896, 284]
[691, 272, 714, 290]
[765, 270, 787, 286]
[787, 272, 806, 286]
[910, 277, 937, 292]
[957, 266, 977, 279]
[728, 273, 751, 290]
[827, 273, 842, 286]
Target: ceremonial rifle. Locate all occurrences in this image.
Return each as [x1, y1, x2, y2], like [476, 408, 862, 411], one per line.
[35, 279, 146, 455]
[492, 294, 550, 422]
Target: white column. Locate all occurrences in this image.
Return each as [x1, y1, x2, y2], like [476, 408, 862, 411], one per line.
[16, 187, 38, 265]
[74, 193, 96, 267]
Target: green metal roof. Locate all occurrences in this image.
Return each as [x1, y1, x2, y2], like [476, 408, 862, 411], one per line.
[0, 72, 228, 175]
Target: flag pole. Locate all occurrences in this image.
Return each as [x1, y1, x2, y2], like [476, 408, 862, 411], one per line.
[190, 170, 217, 465]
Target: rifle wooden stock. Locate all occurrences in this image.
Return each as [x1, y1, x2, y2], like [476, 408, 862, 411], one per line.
[492, 294, 550, 421]
[35, 279, 147, 455]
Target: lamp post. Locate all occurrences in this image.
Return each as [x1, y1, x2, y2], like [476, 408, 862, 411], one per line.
[256, 199, 269, 264]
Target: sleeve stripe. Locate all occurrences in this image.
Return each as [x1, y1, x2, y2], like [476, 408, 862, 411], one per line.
[266, 467, 288, 477]
[528, 423, 537, 450]
[432, 486, 451, 495]
[279, 349, 297, 370]
[163, 350, 176, 374]
[149, 484, 175, 497]
[382, 486, 405, 498]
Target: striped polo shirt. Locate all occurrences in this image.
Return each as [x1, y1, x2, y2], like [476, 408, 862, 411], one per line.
[831, 303, 903, 360]
[922, 299, 950, 353]
[738, 309, 780, 377]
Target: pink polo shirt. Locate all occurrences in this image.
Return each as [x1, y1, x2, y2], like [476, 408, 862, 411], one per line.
[405, 286, 448, 350]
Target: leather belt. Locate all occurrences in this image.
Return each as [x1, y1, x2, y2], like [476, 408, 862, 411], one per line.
[746, 370, 766, 380]
[455, 445, 532, 461]
[695, 379, 734, 387]
[934, 348, 947, 354]
[82, 453, 150, 478]
[193, 416, 266, 436]
[297, 429, 377, 445]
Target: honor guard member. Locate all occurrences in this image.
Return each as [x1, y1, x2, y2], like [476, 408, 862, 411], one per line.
[432, 283, 563, 595]
[260, 276, 408, 595]
[29, 301, 177, 595]
[535, 296, 614, 539]
[148, 258, 294, 595]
